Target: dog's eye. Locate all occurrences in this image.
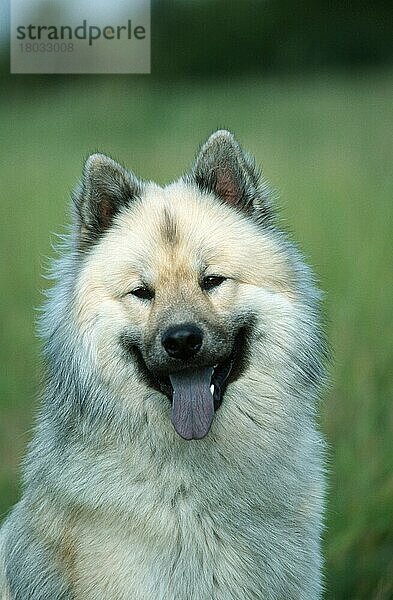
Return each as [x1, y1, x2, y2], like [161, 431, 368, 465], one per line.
[129, 286, 154, 301]
[202, 275, 227, 291]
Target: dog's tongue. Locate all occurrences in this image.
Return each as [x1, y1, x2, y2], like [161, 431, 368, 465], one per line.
[169, 367, 214, 440]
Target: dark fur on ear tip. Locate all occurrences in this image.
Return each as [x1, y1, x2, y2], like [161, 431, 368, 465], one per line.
[73, 153, 143, 247]
[187, 129, 274, 226]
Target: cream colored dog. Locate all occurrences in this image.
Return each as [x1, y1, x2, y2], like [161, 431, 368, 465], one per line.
[0, 131, 327, 599]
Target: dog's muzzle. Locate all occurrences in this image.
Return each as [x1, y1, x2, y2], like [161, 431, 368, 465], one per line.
[121, 323, 252, 442]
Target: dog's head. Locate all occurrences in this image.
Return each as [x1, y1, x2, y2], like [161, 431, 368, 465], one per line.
[70, 131, 304, 440]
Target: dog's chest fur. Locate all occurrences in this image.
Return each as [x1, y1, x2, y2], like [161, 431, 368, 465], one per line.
[71, 498, 254, 599]
[45, 399, 323, 600]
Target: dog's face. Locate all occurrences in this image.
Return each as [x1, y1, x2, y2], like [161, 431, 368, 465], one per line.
[72, 131, 296, 440]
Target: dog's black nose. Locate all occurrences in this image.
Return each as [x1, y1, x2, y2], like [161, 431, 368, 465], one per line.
[162, 324, 203, 360]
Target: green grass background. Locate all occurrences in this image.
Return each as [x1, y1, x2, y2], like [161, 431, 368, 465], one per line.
[1, 72, 392, 598]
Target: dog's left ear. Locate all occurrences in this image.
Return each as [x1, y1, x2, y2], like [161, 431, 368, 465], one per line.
[188, 130, 273, 224]
[74, 153, 142, 245]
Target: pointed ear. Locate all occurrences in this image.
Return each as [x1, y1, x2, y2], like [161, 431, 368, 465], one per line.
[74, 153, 142, 244]
[188, 130, 273, 224]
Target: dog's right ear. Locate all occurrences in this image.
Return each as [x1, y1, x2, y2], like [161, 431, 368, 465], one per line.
[73, 153, 142, 245]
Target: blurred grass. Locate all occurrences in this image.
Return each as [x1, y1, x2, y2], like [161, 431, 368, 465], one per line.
[0, 71, 392, 599]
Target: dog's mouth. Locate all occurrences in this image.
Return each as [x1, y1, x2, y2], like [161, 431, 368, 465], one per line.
[122, 326, 251, 441]
[160, 357, 234, 441]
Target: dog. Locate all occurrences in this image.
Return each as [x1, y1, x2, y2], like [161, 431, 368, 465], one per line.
[0, 130, 327, 599]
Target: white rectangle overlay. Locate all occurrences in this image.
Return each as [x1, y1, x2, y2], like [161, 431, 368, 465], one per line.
[11, 0, 150, 74]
